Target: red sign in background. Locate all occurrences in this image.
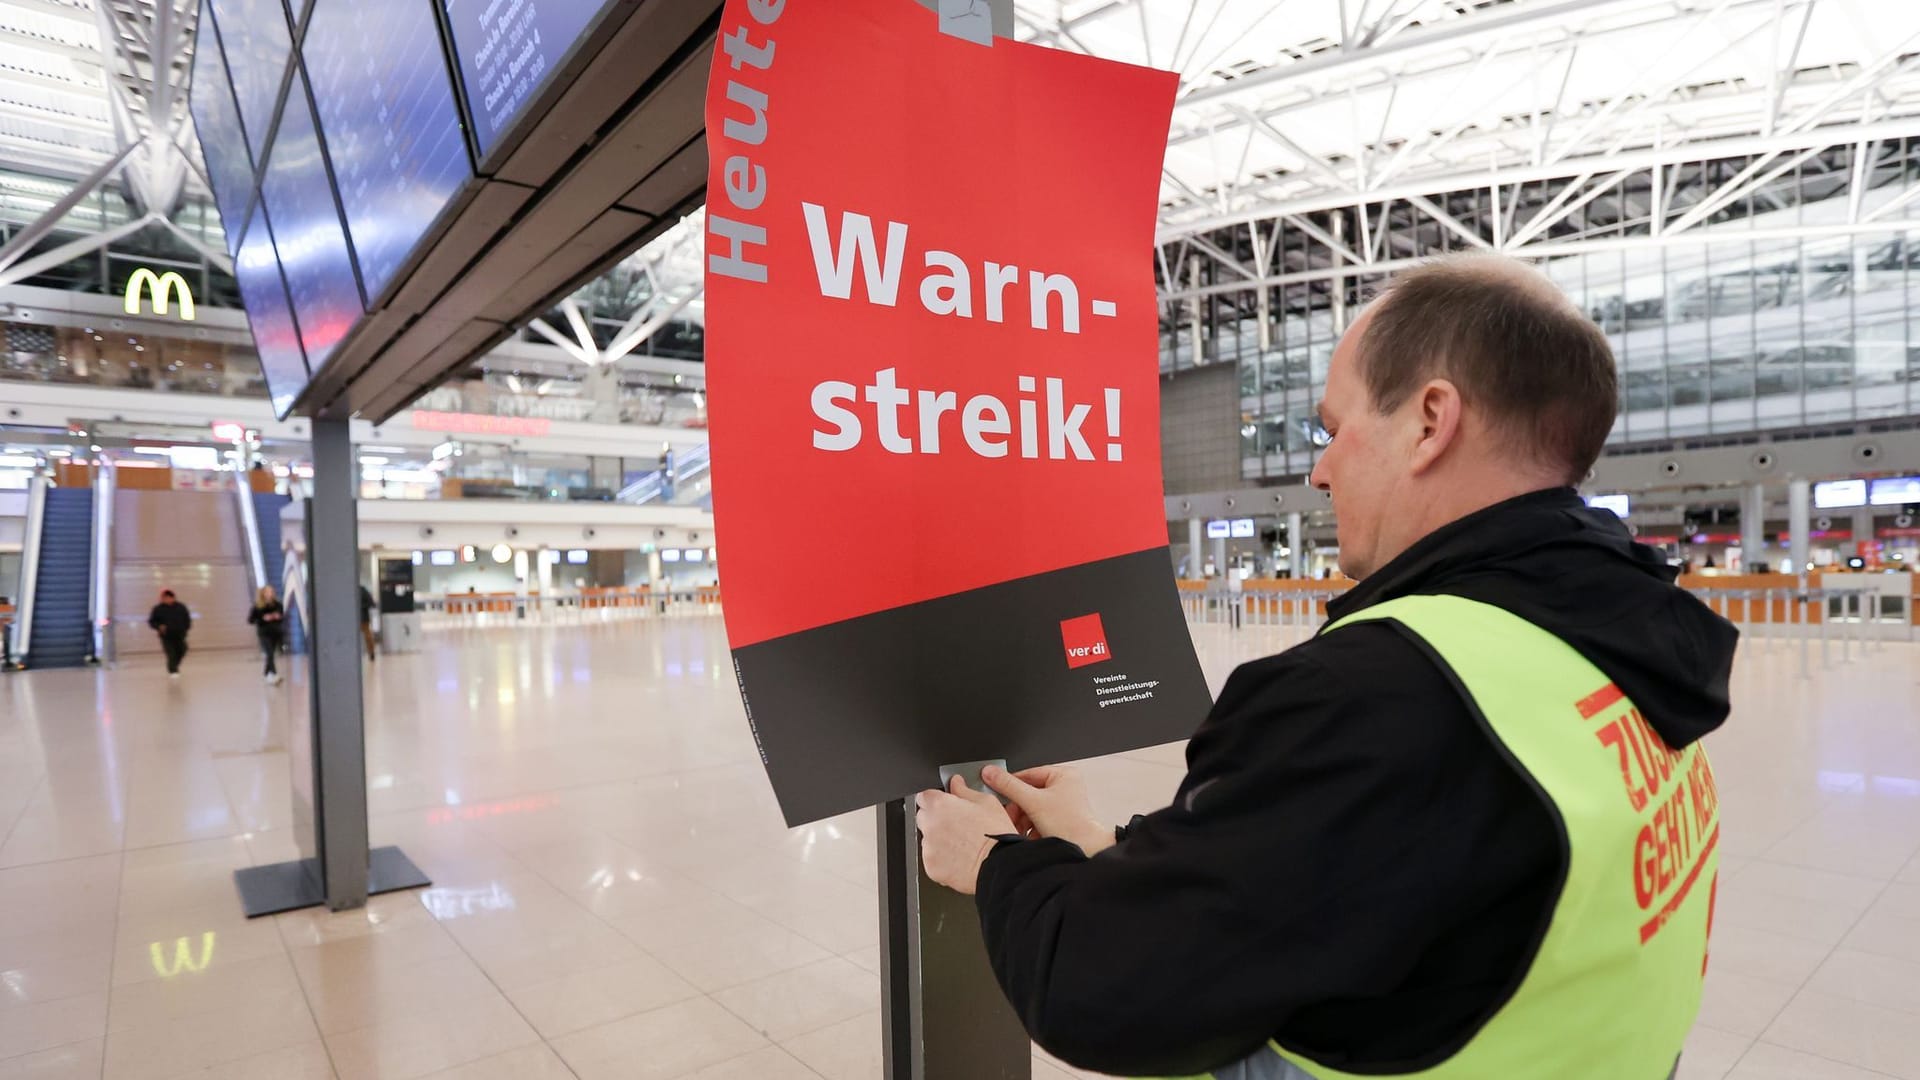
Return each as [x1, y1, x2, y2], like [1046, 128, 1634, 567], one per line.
[705, 0, 1178, 649]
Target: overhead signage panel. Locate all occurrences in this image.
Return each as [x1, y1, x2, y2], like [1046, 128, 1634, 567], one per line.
[1814, 479, 1867, 509]
[186, 11, 257, 254]
[704, 0, 1208, 825]
[207, 0, 293, 164]
[231, 205, 310, 419]
[304, 0, 474, 305]
[441, 0, 615, 158]
[261, 67, 365, 372]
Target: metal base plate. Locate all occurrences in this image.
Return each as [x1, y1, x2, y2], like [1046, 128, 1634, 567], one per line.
[234, 846, 431, 918]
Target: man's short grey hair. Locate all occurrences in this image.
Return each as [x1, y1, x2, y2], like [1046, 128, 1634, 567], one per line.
[1358, 254, 1619, 483]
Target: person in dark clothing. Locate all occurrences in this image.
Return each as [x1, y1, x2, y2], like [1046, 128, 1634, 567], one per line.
[147, 589, 191, 677]
[247, 585, 287, 684]
[917, 256, 1738, 1079]
[358, 584, 377, 661]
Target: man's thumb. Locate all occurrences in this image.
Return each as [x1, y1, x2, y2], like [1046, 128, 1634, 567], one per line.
[982, 765, 1032, 800]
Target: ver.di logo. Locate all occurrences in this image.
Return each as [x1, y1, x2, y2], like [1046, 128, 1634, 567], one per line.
[1059, 613, 1112, 669]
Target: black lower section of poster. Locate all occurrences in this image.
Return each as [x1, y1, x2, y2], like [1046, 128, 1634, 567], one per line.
[734, 547, 1210, 825]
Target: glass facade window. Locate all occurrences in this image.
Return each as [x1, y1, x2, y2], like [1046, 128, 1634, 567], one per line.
[1164, 160, 1920, 482]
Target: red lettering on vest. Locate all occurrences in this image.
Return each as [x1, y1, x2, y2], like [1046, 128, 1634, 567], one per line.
[1598, 721, 1651, 811]
[1576, 682, 1625, 719]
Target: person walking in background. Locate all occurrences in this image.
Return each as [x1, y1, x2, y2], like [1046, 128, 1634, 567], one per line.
[147, 589, 191, 678]
[248, 585, 287, 684]
[359, 584, 377, 661]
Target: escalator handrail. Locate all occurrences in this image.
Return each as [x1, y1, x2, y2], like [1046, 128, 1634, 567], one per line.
[10, 475, 46, 665]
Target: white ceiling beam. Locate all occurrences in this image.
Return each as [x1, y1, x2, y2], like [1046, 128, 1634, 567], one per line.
[1181, 0, 1652, 108]
[1158, 114, 1920, 242]
[0, 212, 153, 289]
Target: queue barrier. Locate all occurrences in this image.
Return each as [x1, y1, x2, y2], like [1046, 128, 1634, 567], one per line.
[415, 586, 722, 629]
[1179, 575, 1914, 679]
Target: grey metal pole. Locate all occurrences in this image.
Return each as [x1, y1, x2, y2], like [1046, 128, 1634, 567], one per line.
[309, 417, 370, 910]
[1787, 479, 1810, 575]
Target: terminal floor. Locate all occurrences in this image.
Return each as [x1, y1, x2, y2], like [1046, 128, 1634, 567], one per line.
[0, 620, 1917, 1080]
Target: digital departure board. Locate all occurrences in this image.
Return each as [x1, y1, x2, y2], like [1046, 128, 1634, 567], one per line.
[232, 206, 310, 419]
[303, 0, 472, 305]
[187, 15, 255, 255]
[208, 0, 293, 165]
[442, 0, 613, 157]
[261, 67, 365, 371]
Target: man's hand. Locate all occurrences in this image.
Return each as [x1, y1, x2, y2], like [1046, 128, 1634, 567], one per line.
[983, 764, 1114, 857]
[915, 775, 1016, 895]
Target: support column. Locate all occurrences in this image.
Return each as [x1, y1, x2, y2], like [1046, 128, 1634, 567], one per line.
[1211, 534, 1227, 579]
[1788, 478, 1810, 577]
[586, 363, 622, 424]
[1286, 511, 1304, 579]
[1741, 483, 1767, 574]
[1852, 507, 1875, 560]
[308, 417, 370, 910]
[1187, 517, 1202, 579]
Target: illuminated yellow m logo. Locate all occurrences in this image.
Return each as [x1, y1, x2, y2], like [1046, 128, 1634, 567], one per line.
[148, 931, 216, 977]
[124, 268, 196, 321]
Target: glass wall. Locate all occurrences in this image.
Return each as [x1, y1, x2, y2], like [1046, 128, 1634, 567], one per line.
[1163, 146, 1920, 481]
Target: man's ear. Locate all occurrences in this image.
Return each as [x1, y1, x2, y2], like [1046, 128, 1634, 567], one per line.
[1408, 378, 1462, 475]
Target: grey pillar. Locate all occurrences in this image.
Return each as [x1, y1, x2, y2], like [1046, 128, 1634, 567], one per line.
[586, 363, 622, 424]
[308, 417, 370, 910]
[1187, 517, 1203, 579]
[1211, 534, 1228, 579]
[1740, 483, 1767, 574]
[1852, 507, 1875, 559]
[1788, 478, 1810, 578]
[1286, 512, 1304, 579]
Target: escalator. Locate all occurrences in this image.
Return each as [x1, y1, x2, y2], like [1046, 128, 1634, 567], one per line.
[251, 490, 304, 654]
[616, 443, 712, 508]
[24, 487, 94, 668]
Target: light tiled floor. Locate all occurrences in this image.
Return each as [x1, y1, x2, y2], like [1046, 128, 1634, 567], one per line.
[1, 617, 1917, 1079]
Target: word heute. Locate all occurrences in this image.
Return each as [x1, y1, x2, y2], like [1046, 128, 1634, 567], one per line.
[707, 0, 785, 283]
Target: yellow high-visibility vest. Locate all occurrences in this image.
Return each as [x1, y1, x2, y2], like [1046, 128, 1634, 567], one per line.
[1185, 595, 1719, 1080]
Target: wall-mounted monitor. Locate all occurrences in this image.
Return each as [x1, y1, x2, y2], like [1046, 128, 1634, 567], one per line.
[430, 550, 456, 566]
[1868, 476, 1920, 506]
[1585, 493, 1630, 518]
[1229, 518, 1256, 538]
[1814, 479, 1868, 509]
[685, 549, 706, 562]
[1205, 520, 1230, 539]
[441, 0, 616, 158]
[303, 0, 473, 305]
[566, 549, 589, 564]
[661, 549, 682, 563]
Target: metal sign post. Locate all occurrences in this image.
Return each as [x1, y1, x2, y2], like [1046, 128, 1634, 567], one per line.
[235, 417, 428, 916]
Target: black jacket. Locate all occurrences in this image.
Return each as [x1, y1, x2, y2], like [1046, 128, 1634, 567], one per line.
[147, 601, 191, 639]
[248, 601, 287, 641]
[975, 488, 1738, 1077]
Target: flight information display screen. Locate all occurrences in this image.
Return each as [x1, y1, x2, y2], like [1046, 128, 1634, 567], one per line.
[187, 14, 256, 255]
[261, 66, 364, 372]
[231, 206, 310, 419]
[208, 0, 293, 165]
[442, 0, 613, 157]
[303, 0, 473, 305]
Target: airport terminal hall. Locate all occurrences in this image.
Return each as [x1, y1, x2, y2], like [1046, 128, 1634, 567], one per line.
[8, 0, 1920, 1078]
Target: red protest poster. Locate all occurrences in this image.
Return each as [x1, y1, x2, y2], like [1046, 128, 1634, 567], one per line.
[705, 0, 1208, 826]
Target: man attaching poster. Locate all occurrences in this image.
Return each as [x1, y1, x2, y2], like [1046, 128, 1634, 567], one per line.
[704, 0, 1208, 826]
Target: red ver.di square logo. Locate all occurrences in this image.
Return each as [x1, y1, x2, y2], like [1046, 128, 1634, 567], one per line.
[1060, 613, 1112, 669]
